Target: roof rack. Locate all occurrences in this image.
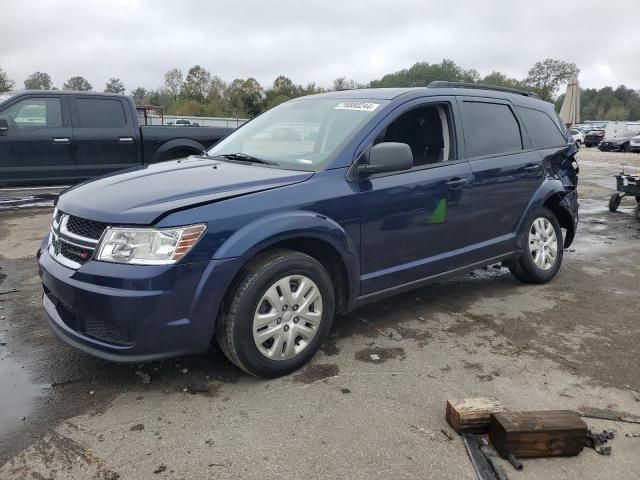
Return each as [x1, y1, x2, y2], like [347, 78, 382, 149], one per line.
[428, 81, 541, 99]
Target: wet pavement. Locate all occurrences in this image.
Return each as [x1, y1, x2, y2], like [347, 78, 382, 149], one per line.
[1, 149, 640, 479]
[0, 186, 65, 211]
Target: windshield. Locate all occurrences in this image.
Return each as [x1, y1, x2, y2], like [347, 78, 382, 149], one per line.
[0, 92, 17, 105]
[207, 98, 388, 170]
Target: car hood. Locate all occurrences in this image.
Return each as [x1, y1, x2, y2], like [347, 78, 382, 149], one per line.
[56, 157, 313, 224]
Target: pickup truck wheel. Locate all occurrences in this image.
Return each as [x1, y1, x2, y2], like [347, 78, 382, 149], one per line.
[216, 249, 335, 378]
[508, 208, 563, 284]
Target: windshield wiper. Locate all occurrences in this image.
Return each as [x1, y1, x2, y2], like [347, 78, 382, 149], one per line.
[215, 153, 279, 166]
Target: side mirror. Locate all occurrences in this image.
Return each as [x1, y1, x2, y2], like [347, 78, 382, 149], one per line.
[357, 142, 414, 176]
[0, 118, 8, 133]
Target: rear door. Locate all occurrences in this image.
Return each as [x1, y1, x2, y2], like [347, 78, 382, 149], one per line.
[0, 95, 76, 185]
[70, 96, 139, 178]
[456, 97, 543, 262]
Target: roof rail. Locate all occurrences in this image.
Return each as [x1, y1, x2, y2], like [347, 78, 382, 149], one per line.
[428, 81, 541, 99]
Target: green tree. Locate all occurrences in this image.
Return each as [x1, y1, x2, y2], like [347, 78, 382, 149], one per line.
[63, 76, 92, 91]
[182, 65, 211, 102]
[480, 71, 523, 89]
[369, 59, 477, 88]
[24, 71, 53, 90]
[104, 77, 125, 93]
[131, 87, 148, 104]
[524, 59, 579, 101]
[332, 77, 364, 90]
[163, 68, 183, 100]
[0, 67, 15, 92]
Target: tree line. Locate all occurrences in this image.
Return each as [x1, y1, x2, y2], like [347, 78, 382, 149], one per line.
[1, 59, 639, 121]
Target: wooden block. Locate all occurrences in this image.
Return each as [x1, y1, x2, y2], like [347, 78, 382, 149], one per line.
[446, 398, 506, 434]
[489, 410, 587, 458]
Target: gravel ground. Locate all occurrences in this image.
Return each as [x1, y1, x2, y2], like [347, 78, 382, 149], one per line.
[1, 148, 640, 479]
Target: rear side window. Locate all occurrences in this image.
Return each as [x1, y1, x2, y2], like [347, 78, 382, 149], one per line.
[76, 98, 126, 128]
[517, 107, 566, 149]
[460, 102, 522, 158]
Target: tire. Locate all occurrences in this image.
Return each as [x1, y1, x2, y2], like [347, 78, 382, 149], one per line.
[508, 208, 563, 284]
[609, 193, 622, 212]
[636, 204, 640, 221]
[216, 249, 335, 378]
[575, 140, 581, 148]
[624, 143, 631, 153]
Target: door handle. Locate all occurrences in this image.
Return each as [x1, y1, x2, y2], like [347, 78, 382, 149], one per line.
[118, 137, 134, 143]
[446, 178, 470, 188]
[524, 164, 541, 172]
[53, 137, 70, 144]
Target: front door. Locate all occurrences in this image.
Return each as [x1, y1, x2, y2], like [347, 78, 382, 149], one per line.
[357, 99, 474, 295]
[0, 95, 76, 185]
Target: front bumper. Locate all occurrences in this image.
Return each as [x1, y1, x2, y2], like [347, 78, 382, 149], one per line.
[37, 244, 243, 362]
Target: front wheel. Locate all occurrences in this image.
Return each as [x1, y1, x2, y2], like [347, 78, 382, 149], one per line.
[216, 249, 335, 378]
[508, 208, 563, 284]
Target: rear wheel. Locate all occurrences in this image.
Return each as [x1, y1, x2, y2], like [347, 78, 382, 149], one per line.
[508, 208, 563, 284]
[216, 249, 335, 378]
[609, 193, 622, 212]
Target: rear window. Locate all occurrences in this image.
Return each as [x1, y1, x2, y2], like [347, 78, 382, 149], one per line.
[517, 107, 566, 149]
[460, 101, 522, 158]
[76, 98, 127, 128]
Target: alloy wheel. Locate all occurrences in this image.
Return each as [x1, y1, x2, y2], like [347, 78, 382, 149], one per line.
[252, 275, 323, 360]
[528, 217, 558, 271]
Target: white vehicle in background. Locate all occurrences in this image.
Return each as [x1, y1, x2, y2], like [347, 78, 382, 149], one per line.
[569, 128, 584, 148]
[629, 134, 640, 153]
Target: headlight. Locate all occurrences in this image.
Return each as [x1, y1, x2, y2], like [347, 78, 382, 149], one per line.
[95, 224, 206, 265]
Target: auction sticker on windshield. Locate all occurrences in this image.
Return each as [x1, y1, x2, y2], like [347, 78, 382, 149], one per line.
[335, 102, 380, 112]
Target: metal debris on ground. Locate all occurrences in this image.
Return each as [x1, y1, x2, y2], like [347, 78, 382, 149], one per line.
[462, 433, 508, 480]
[579, 406, 640, 424]
[585, 429, 615, 456]
[369, 354, 380, 361]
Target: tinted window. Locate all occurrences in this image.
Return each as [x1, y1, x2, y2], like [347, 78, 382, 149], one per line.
[517, 107, 566, 149]
[0, 97, 62, 133]
[76, 98, 126, 128]
[461, 102, 522, 157]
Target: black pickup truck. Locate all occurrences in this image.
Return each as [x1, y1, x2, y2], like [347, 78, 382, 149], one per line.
[0, 91, 233, 185]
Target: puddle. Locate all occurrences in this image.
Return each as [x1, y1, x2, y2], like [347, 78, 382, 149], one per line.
[0, 353, 49, 437]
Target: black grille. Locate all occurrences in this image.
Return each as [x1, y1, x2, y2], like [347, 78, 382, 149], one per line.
[46, 291, 133, 346]
[66, 215, 107, 240]
[60, 241, 92, 264]
[55, 209, 63, 223]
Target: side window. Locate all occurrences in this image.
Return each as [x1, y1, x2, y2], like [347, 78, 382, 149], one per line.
[0, 98, 62, 133]
[517, 107, 567, 149]
[460, 101, 522, 158]
[375, 103, 455, 167]
[76, 98, 127, 128]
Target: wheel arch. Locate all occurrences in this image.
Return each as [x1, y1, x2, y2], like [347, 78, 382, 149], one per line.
[517, 179, 577, 249]
[150, 138, 206, 163]
[214, 211, 360, 315]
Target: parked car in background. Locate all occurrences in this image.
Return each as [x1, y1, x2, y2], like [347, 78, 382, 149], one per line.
[598, 131, 640, 152]
[0, 91, 232, 186]
[169, 119, 201, 127]
[569, 128, 584, 147]
[629, 134, 640, 153]
[584, 129, 605, 147]
[38, 82, 579, 377]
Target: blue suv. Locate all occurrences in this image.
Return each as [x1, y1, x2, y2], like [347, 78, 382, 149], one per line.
[38, 82, 579, 377]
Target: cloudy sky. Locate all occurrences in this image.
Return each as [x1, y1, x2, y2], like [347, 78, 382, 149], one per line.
[2, 0, 639, 92]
